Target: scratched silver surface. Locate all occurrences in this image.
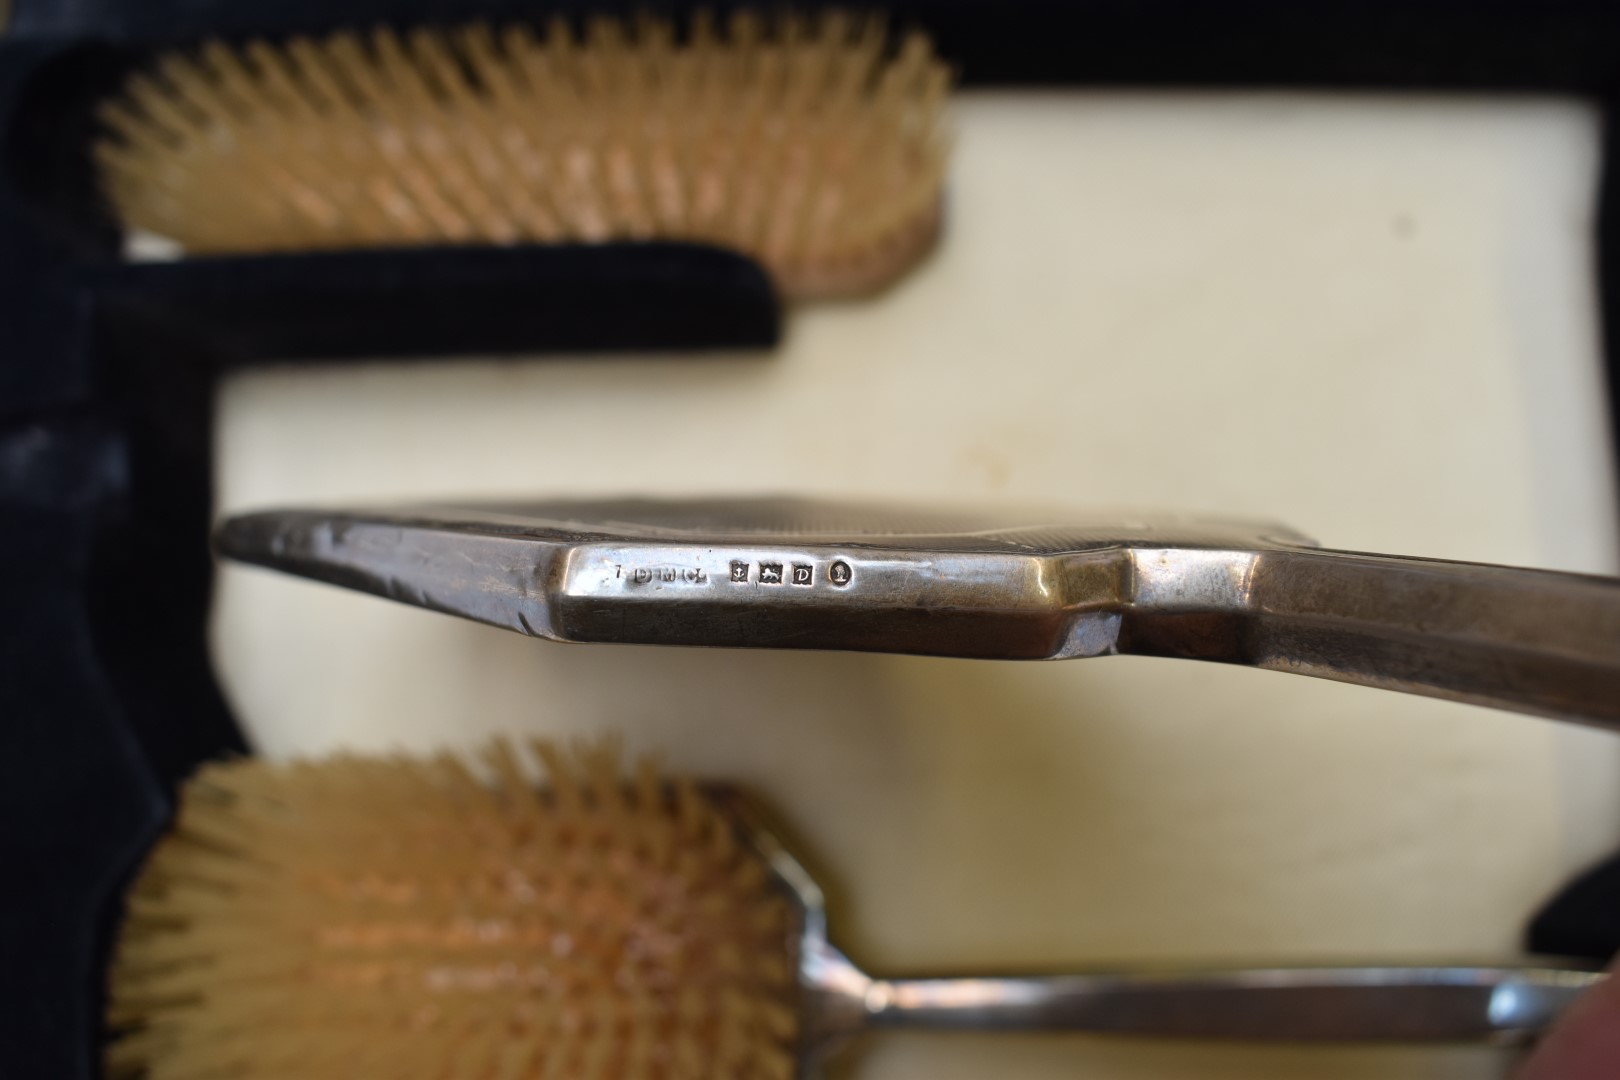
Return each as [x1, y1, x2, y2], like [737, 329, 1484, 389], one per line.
[217, 496, 1620, 729]
[255, 496, 1316, 552]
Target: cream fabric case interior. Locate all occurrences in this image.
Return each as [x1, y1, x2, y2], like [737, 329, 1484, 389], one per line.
[213, 93, 1620, 1079]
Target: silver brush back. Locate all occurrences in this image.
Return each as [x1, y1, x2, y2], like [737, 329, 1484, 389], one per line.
[217, 496, 1620, 729]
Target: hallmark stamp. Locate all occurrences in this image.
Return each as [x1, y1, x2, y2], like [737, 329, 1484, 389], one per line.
[620, 564, 707, 586]
[721, 559, 849, 588]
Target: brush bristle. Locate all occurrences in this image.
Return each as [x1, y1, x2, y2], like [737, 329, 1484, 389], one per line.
[106, 740, 799, 1079]
[94, 11, 952, 299]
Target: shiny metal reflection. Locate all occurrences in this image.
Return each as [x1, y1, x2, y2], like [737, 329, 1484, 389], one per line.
[706, 787, 1603, 1077]
[217, 496, 1620, 730]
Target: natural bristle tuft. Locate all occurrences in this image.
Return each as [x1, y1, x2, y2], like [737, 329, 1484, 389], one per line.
[107, 740, 799, 1079]
[95, 11, 953, 298]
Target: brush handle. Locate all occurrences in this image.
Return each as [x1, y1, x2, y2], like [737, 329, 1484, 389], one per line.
[861, 964, 1603, 1042]
[1124, 546, 1620, 730]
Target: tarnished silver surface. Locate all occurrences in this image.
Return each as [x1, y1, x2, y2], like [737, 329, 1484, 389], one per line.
[704, 786, 1603, 1074]
[216, 496, 1620, 729]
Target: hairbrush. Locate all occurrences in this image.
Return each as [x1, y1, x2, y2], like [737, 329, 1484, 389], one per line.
[107, 741, 1603, 1079]
[216, 496, 1620, 729]
[94, 10, 952, 300]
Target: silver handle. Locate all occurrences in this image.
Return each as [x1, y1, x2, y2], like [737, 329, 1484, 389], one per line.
[1127, 547, 1620, 730]
[862, 965, 1603, 1043]
[215, 503, 1620, 727]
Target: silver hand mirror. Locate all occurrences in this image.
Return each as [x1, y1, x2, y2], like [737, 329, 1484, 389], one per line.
[217, 497, 1620, 729]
